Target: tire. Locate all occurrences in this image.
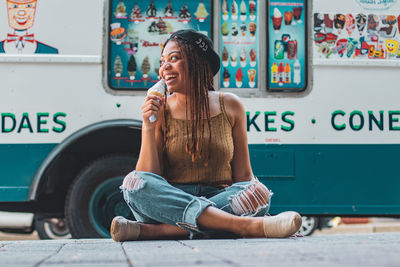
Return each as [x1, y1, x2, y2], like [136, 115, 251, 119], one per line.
[35, 217, 71, 240]
[65, 154, 137, 238]
[297, 216, 319, 236]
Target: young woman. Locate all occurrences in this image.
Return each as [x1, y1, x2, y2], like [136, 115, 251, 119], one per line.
[111, 29, 301, 241]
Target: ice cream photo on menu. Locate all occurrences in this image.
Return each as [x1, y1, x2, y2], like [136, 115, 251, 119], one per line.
[195, 0, 209, 22]
[231, 0, 238, 20]
[240, 0, 247, 21]
[146, 0, 157, 18]
[222, 21, 229, 40]
[240, 22, 247, 37]
[222, 46, 229, 67]
[249, 48, 256, 67]
[222, 0, 229, 21]
[272, 8, 283, 32]
[141, 56, 151, 79]
[0, 0, 58, 54]
[235, 68, 243, 87]
[163, 0, 174, 17]
[248, 69, 256, 88]
[230, 49, 238, 67]
[127, 55, 137, 83]
[178, 3, 191, 23]
[113, 55, 123, 86]
[249, 0, 256, 21]
[231, 22, 239, 39]
[130, 3, 142, 21]
[110, 23, 127, 45]
[223, 68, 230, 87]
[114, 0, 127, 18]
[293, 6, 302, 24]
[240, 48, 247, 67]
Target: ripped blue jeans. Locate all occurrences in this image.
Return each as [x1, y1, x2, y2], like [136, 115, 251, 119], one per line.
[121, 171, 273, 238]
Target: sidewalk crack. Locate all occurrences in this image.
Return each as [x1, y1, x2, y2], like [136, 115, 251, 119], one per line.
[32, 243, 66, 267]
[177, 240, 242, 266]
[121, 242, 134, 267]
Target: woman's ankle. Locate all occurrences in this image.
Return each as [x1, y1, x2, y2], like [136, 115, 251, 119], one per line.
[138, 223, 189, 240]
[233, 217, 264, 237]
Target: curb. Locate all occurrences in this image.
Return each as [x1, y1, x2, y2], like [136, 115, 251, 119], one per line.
[315, 222, 400, 235]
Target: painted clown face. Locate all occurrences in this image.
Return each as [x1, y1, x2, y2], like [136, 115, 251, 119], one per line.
[7, 0, 37, 31]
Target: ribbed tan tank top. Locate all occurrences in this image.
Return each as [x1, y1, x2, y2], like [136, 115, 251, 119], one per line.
[164, 93, 234, 187]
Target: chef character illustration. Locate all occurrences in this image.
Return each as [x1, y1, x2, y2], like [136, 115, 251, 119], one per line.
[0, 0, 58, 54]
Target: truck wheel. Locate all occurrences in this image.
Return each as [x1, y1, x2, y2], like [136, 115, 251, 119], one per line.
[297, 216, 319, 236]
[65, 154, 137, 238]
[34, 217, 71, 240]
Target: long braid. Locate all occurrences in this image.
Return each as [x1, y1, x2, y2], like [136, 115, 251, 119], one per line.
[186, 42, 214, 165]
[162, 38, 214, 166]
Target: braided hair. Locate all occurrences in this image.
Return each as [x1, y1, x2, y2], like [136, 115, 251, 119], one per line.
[162, 37, 215, 166]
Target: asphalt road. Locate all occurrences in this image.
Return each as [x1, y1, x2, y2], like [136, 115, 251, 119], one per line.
[1, 233, 400, 267]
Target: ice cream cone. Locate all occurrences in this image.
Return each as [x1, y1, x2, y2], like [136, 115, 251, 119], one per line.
[249, 0, 256, 21]
[250, 48, 256, 67]
[240, 48, 247, 67]
[235, 68, 243, 88]
[231, 0, 238, 21]
[240, 0, 247, 21]
[147, 79, 166, 122]
[248, 69, 256, 88]
[148, 91, 163, 97]
[223, 68, 230, 88]
[222, 0, 229, 21]
[230, 50, 238, 67]
[129, 71, 135, 81]
[128, 71, 136, 85]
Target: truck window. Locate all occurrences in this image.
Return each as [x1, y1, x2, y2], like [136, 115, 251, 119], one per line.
[267, 0, 308, 92]
[220, 0, 259, 89]
[217, 0, 309, 94]
[107, 0, 213, 91]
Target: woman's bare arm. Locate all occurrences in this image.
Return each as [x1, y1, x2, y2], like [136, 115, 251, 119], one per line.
[135, 95, 164, 175]
[223, 93, 254, 182]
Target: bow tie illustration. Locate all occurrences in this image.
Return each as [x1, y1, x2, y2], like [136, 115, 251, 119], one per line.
[6, 33, 35, 43]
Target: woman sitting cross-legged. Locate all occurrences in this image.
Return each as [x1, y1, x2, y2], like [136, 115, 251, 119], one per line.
[110, 29, 302, 241]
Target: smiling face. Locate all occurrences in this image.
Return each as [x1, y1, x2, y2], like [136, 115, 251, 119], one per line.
[385, 39, 399, 54]
[7, 0, 37, 31]
[159, 40, 187, 94]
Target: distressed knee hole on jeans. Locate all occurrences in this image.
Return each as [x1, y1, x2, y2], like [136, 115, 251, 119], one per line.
[122, 171, 145, 191]
[230, 179, 272, 216]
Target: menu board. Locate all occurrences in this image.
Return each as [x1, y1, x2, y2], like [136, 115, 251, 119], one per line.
[108, 0, 212, 90]
[267, 0, 307, 91]
[220, 0, 259, 89]
[313, 13, 400, 61]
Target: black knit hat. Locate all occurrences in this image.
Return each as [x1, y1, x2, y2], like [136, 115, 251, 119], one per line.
[168, 29, 220, 76]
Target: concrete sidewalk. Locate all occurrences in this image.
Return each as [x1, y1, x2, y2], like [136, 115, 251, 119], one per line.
[1, 232, 400, 267]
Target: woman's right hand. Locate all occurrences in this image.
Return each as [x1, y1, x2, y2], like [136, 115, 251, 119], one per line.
[141, 95, 164, 128]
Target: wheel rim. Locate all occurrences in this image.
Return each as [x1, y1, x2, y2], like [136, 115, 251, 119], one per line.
[43, 218, 71, 239]
[89, 176, 132, 237]
[297, 216, 317, 236]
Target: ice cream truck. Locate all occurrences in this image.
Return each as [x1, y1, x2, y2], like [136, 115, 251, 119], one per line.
[0, 0, 399, 239]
